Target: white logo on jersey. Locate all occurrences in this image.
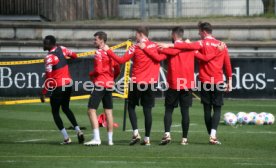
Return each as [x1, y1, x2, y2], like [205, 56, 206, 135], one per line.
[198, 40, 203, 46]
[45, 64, 52, 72]
[96, 50, 102, 61]
[46, 57, 52, 64]
[147, 44, 156, 49]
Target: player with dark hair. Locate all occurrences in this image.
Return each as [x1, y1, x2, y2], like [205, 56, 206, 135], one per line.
[143, 27, 218, 145]
[159, 22, 232, 145]
[102, 26, 162, 146]
[84, 31, 120, 146]
[41, 35, 84, 145]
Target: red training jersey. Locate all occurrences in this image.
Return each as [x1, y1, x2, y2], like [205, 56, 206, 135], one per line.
[42, 46, 77, 95]
[174, 36, 232, 84]
[89, 49, 120, 88]
[106, 38, 160, 84]
[146, 40, 217, 90]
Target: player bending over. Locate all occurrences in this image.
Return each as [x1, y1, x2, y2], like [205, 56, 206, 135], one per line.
[84, 32, 120, 146]
[41, 35, 84, 145]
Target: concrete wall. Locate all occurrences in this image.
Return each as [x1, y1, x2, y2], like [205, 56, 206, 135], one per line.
[1, 22, 276, 57]
[0, 23, 275, 42]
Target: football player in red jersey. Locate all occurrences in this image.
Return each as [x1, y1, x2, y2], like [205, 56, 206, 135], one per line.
[159, 22, 232, 145]
[103, 26, 162, 146]
[41, 35, 84, 145]
[139, 27, 219, 145]
[84, 32, 120, 146]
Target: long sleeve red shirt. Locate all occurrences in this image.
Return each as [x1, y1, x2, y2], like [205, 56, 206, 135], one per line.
[89, 49, 120, 88]
[42, 46, 77, 94]
[174, 37, 232, 84]
[106, 38, 160, 84]
[145, 40, 216, 90]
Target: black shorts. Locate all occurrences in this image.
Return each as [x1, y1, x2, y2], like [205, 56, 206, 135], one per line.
[50, 86, 72, 99]
[88, 86, 113, 110]
[200, 83, 224, 106]
[128, 83, 156, 108]
[165, 88, 192, 108]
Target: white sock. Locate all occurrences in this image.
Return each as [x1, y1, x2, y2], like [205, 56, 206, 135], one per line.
[144, 136, 150, 141]
[108, 132, 113, 142]
[210, 129, 216, 138]
[165, 132, 170, 137]
[61, 128, 69, 139]
[75, 126, 81, 133]
[133, 129, 139, 136]
[93, 128, 100, 141]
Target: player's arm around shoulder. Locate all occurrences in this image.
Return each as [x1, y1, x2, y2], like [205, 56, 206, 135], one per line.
[104, 44, 135, 64]
[159, 47, 181, 56]
[173, 40, 203, 50]
[139, 41, 166, 62]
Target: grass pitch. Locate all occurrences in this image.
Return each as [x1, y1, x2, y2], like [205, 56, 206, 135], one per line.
[0, 99, 276, 168]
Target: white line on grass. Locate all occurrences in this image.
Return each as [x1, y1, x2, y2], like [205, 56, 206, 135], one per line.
[94, 161, 157, 164]
[224, 104, 276, 107]
[0, 155, 275, 161]
[234, 163, 276, 166]
[0, 160, 16, 163]
[1, 129, 275, 135]
[125, 130, 276, 134]
[171, 123, 197, 127]
[0, 160, 30, 163]
[245, 131, 276, 134]
[6, 130, 57, 132]
[171, 124, 181, 127]
[15, 139, 46, 143]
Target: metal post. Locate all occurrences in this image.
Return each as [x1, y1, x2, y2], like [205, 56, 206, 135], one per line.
[275, 0, 276, 15]
[158, 0, 161, 16]
[148, 0, 151, 17]
[122, 99, 128, 131]
[158, 0, 165, 17]
[82, 0, 86, 19]
[132, 0, 135, 18]
[90, 0, 94, 19]
[140, 0, 146, 20]
[246, 0, 249, 16]
[177, 0, 182, 17]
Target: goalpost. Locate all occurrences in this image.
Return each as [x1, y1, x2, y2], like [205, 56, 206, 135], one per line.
[0, 41, 132, 104]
